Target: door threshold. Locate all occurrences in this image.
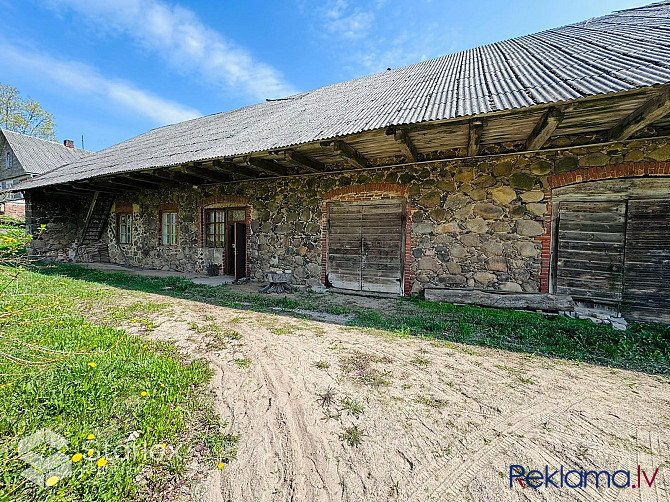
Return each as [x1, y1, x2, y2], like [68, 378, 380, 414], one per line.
[327, 287, 401, 299]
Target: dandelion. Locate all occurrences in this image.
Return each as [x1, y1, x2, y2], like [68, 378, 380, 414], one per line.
[86, 433, 95, 440]
[87, 450, 94, 456]
[4, 305, 12, 310]
[147, 338, 152, 342]
[72, 453, 83, 462]
[45, 475, 59, 487]
[87, 362, 97, 369]
[131, 319, 137, 324]
[82, 324, 88, 328]
[160, 383, 165, 388]
[161, 443, 166, 449]
[217, 462, 224, 470]
[96, 457, 107, 467]
[140, 391, 148, 397]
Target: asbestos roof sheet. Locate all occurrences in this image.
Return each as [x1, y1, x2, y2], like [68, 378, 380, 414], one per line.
[17, 1, 670, 190]
[2, 130, 92, 175]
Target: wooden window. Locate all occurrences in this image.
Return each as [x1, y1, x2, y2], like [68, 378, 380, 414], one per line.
[205, 209, 226, 247]
[117, 212, 132, 245]
[160, 211, 178, 246]
[5, 152, 11, 169]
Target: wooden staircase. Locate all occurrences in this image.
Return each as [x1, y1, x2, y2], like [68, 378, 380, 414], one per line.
[74, 192, 114, 262]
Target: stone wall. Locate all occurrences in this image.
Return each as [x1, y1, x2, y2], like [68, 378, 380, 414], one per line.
[25, 135, 670, 295]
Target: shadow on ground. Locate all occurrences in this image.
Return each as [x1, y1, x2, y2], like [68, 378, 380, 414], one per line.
[34, 262, 670, 376]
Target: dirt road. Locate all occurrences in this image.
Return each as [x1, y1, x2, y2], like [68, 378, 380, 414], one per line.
[131, 294, 669, 502]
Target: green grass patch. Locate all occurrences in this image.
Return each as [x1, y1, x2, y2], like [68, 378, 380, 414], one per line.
[0, 267, 237, 501]
[36, 264, 670, 376]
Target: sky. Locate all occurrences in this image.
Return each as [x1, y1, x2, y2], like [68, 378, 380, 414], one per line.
[0, 0, 651, 152]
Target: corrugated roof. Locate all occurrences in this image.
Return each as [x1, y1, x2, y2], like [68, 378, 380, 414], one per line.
[2, 130, 92, 175]
[17, 1, 670, 190]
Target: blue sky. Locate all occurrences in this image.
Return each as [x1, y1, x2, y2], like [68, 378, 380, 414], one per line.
[0, 0, 650, 151]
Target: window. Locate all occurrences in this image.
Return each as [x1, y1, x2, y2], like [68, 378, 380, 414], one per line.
[5, 152, 12, 169]
[118, 213, 132, 245]
[161, 211, 178, 246]
[205, 209, 226, 247]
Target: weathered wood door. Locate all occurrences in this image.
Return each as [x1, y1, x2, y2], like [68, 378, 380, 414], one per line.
[555, 201, 626, 304]
[327, 202, 404, 294]
[622, 199, 670, 323]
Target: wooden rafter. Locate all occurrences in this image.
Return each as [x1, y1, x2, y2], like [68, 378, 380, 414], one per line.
[608, 88, 670, 141]
[212, 159, 260, 178]
[178, 165, 232, 183]
[244, 156, 288, 176]
[329, 140, 367, 168]
[152, 169, 207, 185]
[104, 176, 160, 189]
[527, 107, 565, 150]
[126, 172, 178, 187]
[276, 149, 324, 172]
[467, 120, 484, 157]
[393, 128, 418, 162]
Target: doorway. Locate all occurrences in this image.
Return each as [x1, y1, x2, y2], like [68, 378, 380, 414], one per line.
[204, 206, 247, 279]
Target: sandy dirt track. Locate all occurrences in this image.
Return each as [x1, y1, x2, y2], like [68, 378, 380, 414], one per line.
[126, 292, 669, 502]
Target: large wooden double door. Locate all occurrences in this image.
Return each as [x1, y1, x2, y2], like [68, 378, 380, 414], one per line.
[326, 201, 405, 295]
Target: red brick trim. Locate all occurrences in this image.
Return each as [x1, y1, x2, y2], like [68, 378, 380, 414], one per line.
[158, 203, 178, 211]
[114, 203, 132, 213]
[323, 183, 410, 201]
[538, 161, 670, 293]
[321, 183, 413, 296]
[199, 195, 249, 207]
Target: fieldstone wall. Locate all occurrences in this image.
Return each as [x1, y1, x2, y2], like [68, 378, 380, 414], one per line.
[25, 135, 670, 295]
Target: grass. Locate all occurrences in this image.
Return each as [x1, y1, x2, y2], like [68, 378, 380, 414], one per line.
[340, 397, 365, 417]
[32, 264, 670, 376]
[339, 425, 365, 447]
[233, 358, 251, 369]
[0, 267, 237, 501]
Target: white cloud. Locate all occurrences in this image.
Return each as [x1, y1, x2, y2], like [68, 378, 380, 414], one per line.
[0, 43, 201, 125]
[46, 0, 298, 100]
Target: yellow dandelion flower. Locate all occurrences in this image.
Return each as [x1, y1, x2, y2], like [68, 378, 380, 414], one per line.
[160, 383, 165, 388]
[87, 362, 97, 369]
[147, 324, 153, 328]
[96, 457, 108, 467]
[161, 443, 166, 449]
[140, 391, 148, 397]
[217, 462, 224, 470]
[86, 433, 95, 440]
[45, 475, 59, 487]
[58, 320, 64, 324]
[131, 319, 137, 323]
[87, 449, 94, 456]
[82, 324, 88, 328]
[72, 453, 83, 462]
[0, 385, 5, 389]
[147, 338, 152, 341]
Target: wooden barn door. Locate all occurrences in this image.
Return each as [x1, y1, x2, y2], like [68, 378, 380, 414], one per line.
[622, 199, 670, 323]
[327, 201, 404, 295]
[555, 201, 626, 305]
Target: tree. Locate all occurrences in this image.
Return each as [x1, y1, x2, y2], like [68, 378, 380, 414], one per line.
[0, 83, 56, 141]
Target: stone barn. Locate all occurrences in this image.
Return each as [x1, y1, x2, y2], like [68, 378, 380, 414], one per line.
[13, 2, 670, 323]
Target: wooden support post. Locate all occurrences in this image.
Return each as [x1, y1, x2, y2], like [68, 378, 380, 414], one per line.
[608, 88, 670, 141]
[527, 107, 564, 150]
[393, 128, 418, 162]
[467, 119, 483, 157]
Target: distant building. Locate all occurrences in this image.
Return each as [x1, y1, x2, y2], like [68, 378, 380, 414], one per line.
[0, 130, 91, 218]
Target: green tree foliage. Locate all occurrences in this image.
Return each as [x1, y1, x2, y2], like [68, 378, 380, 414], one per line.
[0, 83, 56, 140]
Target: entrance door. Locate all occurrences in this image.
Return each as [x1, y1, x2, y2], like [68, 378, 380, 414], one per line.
[622, 199, 670, 323]
[555, 201, 626, 305]
[233, 222, 247, 280]
[327, 201, 404, 294]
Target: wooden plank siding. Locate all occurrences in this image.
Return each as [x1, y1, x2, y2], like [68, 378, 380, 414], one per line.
[622, 199, 670, 323]
[555, 201, 626, 303]
[326, 202, 404, 295]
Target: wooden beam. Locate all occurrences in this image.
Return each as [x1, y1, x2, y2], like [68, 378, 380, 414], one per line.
[467, 120, 483, 157]
[276, 150, 324, 172]
[211, 159, 260, 178]
[330, 140, 367, 168]
[177, 166, 232, 183]
[126, 172, 178, 187]
[152, 169, 208, 185]
[104, 177, 159, 189]
[608, 88, 670, 141]
[527, 107, 565, 150]
[245, 156, 288, 176]
[393, 128, 418, 162]
[71, 182, 126, 194]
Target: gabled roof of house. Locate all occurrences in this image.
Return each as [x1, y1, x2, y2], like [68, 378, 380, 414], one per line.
[16, 1, 670, 190]
[1, 129, 92, 175]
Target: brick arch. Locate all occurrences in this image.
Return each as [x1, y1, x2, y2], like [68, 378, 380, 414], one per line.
[200, 194, 249, 207]
[323, 183, 409, 201]
[536, 161, 670, 293]
[320, 183, 414, 296]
